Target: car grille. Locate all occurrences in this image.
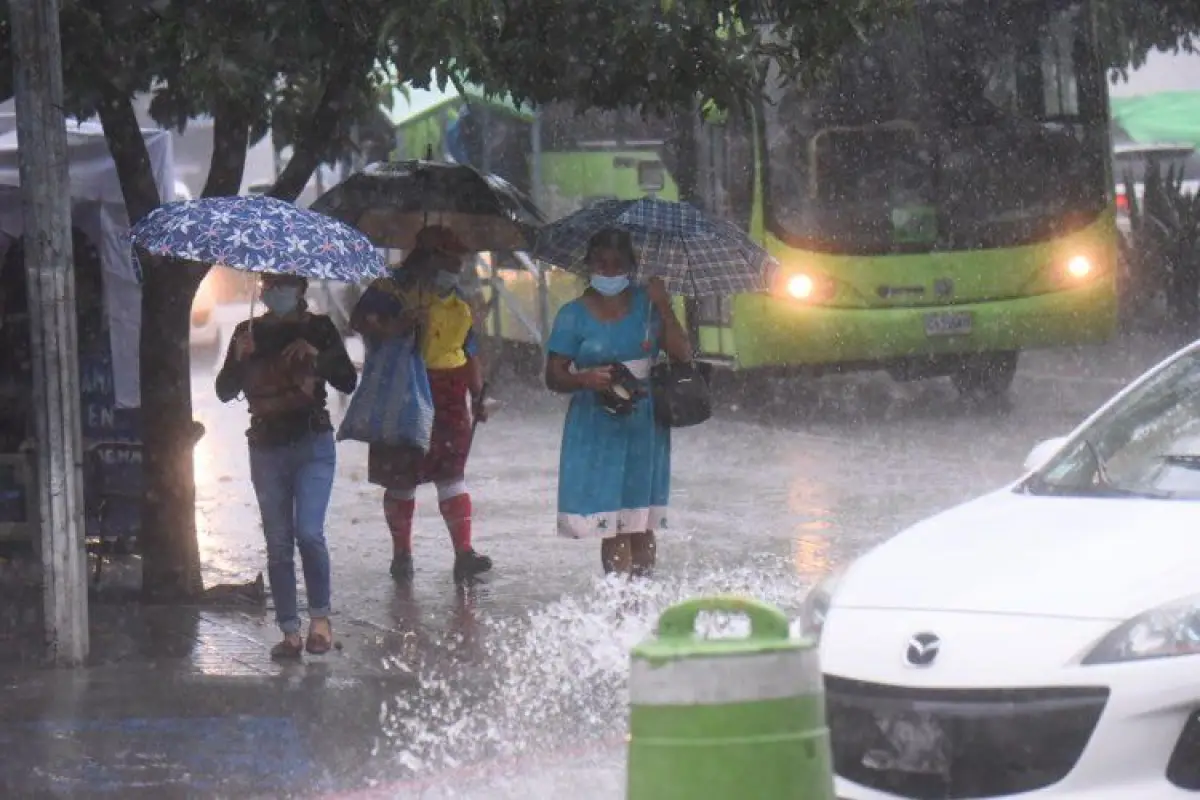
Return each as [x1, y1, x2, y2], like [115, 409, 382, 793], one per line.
[826, 676, 1108, 799]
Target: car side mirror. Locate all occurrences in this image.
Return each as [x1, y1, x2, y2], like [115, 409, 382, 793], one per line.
[1024, 436, 1069, 473]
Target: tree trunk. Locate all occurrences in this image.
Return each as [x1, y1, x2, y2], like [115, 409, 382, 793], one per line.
[138, 255, 205, 602]
[670, 106, 702, 347]
[670, 107, 700, 204]
[268, 53, 369, 202]
[98, 89, 204, 601]
[203, 100, 251, 198]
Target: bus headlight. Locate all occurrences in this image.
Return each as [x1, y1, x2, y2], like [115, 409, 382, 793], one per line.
[774, 271, 834, 304]
[787, 274, 816, 299]
[1065, 255, 1093, 280]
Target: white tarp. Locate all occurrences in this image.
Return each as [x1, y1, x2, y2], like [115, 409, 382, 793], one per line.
[0, 120, 175, 408]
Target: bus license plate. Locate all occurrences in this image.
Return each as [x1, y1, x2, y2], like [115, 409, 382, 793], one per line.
[924, 311, 973, 337]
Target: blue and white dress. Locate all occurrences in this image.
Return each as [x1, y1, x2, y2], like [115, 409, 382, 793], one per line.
[547, 288, 671, 539]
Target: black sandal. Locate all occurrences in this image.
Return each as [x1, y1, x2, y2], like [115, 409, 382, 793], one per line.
[270, 635, 304, 660]
[306, 621, 333, 655]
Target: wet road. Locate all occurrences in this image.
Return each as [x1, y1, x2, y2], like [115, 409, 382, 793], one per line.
[193, 331, 1172, 607]
[186, 319, 1181, 794]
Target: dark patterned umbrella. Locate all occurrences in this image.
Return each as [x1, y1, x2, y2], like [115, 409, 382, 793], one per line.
[532, 198, 777, 297]
[130, 195, 388, 282]
[309, 160, 544, 252]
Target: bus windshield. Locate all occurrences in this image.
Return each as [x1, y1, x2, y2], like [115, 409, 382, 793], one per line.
[762, 0, 1109, 255]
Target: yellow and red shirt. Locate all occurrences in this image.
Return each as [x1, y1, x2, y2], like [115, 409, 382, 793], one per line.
[358, 277, 478, 371]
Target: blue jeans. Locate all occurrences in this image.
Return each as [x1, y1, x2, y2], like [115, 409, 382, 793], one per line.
[249, 430, 336, 635]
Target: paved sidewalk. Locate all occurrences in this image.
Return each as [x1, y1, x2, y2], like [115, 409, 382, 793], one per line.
[0, 568, 464, 798]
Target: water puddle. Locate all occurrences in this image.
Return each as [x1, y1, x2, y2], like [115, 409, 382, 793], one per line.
[365, 556, 809, 797]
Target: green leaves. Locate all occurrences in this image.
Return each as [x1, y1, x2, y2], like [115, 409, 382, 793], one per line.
[3, 0, 1198, 184]
[1098, 0, 1200, 76]
[414, 0, 908, 117]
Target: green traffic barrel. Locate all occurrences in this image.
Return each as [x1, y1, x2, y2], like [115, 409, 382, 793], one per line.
[626, 595, 835, 800]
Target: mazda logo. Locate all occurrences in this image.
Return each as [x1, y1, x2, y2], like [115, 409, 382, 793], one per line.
[905, 632, 941, 667]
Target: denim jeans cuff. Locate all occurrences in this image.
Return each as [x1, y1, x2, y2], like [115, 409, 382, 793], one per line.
[279, 619, 302, 635]
[309, 607, 332, 620]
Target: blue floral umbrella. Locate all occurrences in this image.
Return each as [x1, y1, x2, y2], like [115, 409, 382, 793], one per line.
[130, 195, 388, 282]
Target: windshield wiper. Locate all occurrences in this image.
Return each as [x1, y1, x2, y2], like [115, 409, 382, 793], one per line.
[1084, 439, 1111, 486]
[1022, 439, 1172, 499]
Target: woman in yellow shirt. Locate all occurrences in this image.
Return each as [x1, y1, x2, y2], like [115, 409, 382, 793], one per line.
[351, 226, 492, 583]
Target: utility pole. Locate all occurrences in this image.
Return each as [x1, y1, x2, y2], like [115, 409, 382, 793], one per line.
[10, 0, 89, 665]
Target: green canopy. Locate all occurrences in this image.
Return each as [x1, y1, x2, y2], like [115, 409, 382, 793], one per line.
[383, 82, 534, 129]
[1111, 91, 1200, 149]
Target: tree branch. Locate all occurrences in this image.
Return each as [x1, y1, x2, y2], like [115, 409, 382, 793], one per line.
[95, 84, 160, 223]
[202, 99, 251, 197]
[267, 53, 370, 202]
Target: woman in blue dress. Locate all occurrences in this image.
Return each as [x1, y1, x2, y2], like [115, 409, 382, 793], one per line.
[545, 228, 693, 576]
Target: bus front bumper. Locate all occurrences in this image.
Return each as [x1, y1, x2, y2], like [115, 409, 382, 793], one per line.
[730, 279, 1117, 370]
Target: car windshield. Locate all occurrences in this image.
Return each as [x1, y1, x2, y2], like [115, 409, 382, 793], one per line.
[762, 0, 1109, 255]
[1025, 350, 1200, 499]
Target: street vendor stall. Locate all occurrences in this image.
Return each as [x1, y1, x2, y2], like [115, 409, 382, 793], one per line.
[0, 120, 175, 547]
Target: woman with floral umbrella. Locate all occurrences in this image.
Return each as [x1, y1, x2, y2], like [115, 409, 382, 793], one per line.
[133, 195, 386, 659]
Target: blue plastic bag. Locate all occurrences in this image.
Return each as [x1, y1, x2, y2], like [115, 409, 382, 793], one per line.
[337, 334, 434, 451]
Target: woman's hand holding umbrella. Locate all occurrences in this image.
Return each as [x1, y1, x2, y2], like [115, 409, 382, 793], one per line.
[646, 277, 672, 311]
[232, 330, 256, 361]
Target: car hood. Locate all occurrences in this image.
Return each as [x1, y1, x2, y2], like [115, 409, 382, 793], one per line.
[834, 489, 1200, 621]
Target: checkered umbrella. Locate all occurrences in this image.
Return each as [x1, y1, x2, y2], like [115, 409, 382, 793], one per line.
[531, 198, 777, 297]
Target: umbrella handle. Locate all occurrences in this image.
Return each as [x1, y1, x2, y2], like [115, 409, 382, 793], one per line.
[468, 382, 489, 453]
[472, 382, 489, 425]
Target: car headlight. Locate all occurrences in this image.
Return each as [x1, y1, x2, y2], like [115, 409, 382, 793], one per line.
[799, 567, 847, 644]
[1082, 594, 1200, 665]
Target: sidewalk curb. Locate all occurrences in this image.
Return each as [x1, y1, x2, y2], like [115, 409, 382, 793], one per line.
[319, 736, 626, 799]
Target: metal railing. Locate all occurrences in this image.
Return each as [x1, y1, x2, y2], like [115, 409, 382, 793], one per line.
[476, 253, 551, 352]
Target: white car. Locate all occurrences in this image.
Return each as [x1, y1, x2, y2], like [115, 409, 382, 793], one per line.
[805, 340, 1200, 799]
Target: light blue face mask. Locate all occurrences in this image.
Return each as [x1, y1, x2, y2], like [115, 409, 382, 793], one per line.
[434, 270, 460, 295]
[590, 274, 630, 297]
[261, 286, 301, 316]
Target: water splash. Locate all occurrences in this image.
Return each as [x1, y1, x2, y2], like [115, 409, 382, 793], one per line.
[377, 556, 808, 780]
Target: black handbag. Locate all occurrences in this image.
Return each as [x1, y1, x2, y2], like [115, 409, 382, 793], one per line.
[651, 359, 713, 428]
[598, 362, 644, 416]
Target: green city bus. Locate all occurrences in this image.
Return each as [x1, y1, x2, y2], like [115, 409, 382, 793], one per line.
[395, 0, 1118, 398]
